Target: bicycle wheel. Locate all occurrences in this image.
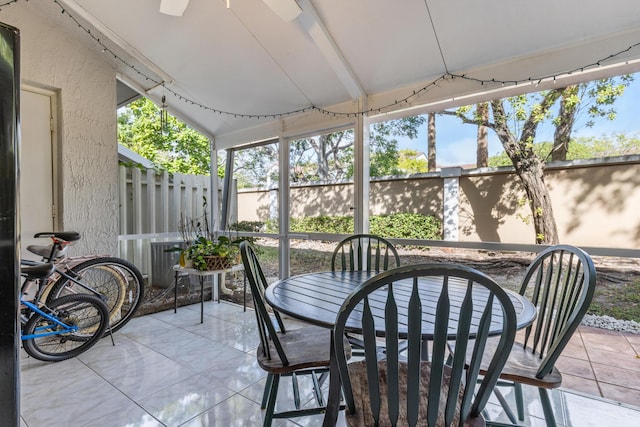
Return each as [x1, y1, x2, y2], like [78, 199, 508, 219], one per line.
[23, 294, 109, 362]
[46, 257, 144, 333]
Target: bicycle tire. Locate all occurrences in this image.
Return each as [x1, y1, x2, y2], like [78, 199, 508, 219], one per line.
[23, 294, 109, 362]
[46, 257, 144, 333]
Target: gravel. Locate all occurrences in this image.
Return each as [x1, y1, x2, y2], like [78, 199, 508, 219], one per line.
[582, 314, 640, 334]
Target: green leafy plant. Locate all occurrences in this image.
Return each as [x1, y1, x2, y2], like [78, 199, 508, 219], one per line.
[186, 235, 238, 271]
[270, 213, 442, 240]
[166, 196, 245, 270]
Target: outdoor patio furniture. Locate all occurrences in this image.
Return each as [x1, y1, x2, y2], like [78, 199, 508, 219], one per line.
[240, 241, 351, 427]
[331, 234, 400, 273]
[329, 263, 517, 426]
[474, 244, 597, 427]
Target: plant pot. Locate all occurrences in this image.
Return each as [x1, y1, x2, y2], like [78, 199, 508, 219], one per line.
[179, 251, 193, 268]
[201, 255, 232, 271]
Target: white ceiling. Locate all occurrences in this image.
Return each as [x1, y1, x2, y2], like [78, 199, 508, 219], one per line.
[58, 0, 640, 149]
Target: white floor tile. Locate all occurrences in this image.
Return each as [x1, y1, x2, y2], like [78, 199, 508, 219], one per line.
[17, 302, 640, 427]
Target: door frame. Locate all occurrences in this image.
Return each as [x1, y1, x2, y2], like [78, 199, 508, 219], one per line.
[21, 83, 60, 231]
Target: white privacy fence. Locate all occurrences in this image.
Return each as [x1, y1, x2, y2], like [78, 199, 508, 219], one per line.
[117, 166, 221, 287]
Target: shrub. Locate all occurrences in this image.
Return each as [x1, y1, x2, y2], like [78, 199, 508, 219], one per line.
[370, 213, 441, 240]
[264, 213, 441, 240]
[289, 215, 354, 234]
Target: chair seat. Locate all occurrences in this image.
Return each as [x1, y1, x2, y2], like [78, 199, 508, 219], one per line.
[345, 360, 485, 427]
[464, 338, 563, 389]
[257, 324, 350, 374]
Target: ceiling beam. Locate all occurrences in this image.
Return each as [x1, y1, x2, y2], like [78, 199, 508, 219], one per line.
[58, 0, 175, 84]
[297, 0, 365, 99]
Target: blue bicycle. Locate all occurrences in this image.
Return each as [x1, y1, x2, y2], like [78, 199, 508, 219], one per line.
[20, 263, 109, 362]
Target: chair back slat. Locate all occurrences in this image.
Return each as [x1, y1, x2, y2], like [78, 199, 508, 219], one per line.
[426, 276, 449, 427]
[517, 245, 596, 378]
[407, 277, 423, 427]
[446, 283, 473, 424]
[240, 241, 289, 366]
[384, 286, 400, 424]
[332, 234, 400, 273]
[465, 293, 497, 415]
[334, 263, 517, 426]
[361, 298, 381, 423]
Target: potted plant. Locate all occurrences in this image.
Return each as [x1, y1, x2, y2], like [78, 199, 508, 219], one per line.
[167, 196, 243, 271]
[186, 235, 237, 271]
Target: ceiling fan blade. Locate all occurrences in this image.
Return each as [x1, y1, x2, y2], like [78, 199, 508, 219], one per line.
[159, 0, 190, 17]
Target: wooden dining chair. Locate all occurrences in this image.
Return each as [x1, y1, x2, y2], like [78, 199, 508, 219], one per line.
[478, 244, 597, 427]
[331, 263, 517, 427]
[240, 241, 350, 427]
[331, 234, 400, 273]
[331, 234, 401, 355]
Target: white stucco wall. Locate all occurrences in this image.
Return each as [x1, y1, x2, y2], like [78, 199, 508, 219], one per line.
[1, 3, 118, 255]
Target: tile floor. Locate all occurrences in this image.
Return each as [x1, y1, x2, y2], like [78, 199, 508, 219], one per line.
[19, 301, 640, 427]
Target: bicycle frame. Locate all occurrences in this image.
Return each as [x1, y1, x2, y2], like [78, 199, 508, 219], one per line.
[21, 258, 102, 298]
[20, 299, 78, 341]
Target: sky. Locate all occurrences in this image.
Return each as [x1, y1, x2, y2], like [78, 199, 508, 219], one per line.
[396, 75, 640, 166]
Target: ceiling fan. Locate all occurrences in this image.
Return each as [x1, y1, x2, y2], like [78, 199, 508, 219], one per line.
[159, 0, 302, 21]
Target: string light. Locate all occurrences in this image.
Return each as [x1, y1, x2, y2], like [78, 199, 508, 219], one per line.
[0, 0, 21, 9]
[2, 0, 640, 120]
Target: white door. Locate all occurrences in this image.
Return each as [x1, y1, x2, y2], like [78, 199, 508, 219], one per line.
[20, 89, 55, 260]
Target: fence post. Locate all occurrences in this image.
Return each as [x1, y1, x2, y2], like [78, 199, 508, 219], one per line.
[147, 168, 156, 234]
[160, 170, 170, 232]
[441, 167, 462, 241]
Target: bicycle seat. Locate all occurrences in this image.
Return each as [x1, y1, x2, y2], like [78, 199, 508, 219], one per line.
[26, 244, 70, 260]
[20, 262, 54, 279]
[33, 231, 81, 242]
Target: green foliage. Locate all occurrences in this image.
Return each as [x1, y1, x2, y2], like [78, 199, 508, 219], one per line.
[186, 235, 238, 271]
[269, 213, 441, 240]
[397, 149, 429, 174]
[289, 216, 355, 234]
[370, 213, 441, 239]
[117, 98, 215, 176]
[488, 132, 640, 166]
[234, 116, 426, 188]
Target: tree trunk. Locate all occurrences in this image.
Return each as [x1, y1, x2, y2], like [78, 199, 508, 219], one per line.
[490, 99, 560, 244]
[552, 86, 579, 161]
[476, 103, 489, 167]
[314, 135, 329, 180]
[427, 112, 436, 171]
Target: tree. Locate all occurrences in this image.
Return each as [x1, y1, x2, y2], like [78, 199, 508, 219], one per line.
[117, 98, 212, 175]
[233, 116, 426, 188]
[398, 149, 429, 174]
[446, 76, 631, 244]
[550, 77, 632, 161]
[427, 112, 436, 171]
[489, 133, 640, 166]
[476, 102, 489, 167]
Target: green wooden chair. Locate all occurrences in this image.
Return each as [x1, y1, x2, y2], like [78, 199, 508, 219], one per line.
[478, 244, 597, 427]
[240, 241, 350, 427]
[331, 234, 401, 355]
[331, 234, 400, 273]
[331, 263, 517, 427]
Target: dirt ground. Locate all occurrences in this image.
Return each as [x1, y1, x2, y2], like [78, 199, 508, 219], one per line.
[217, 241, 640, 322]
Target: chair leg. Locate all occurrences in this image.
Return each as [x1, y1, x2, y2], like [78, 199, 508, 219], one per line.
[263, 374, 280, 427]
[311, 370, 325, 407]
[539, 387, 557, 427]
[493, 387, 520, 425]
[514, 383, 525, 421]
[262, 373, 275, 409]
[292, 372, 301, 409]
